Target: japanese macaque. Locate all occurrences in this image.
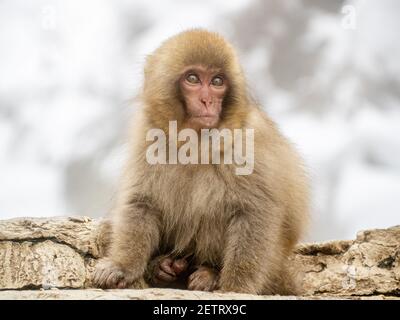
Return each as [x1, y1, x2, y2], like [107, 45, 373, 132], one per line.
[92, 29, 309, 295]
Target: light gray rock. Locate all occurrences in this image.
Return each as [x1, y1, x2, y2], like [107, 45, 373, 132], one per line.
[0, 288, 397, 300]
[0, 217, 399, 299]
[294, 226, 400, 296]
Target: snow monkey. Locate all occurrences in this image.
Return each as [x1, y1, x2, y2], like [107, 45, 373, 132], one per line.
[92, 29, 309, 295]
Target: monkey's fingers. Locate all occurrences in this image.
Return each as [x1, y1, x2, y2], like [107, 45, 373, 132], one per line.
[210, 278, 219, 292]
[159, 257, 176, 277]
[188, 271, 204, 290]
[172, 258, 188, 275]
[104, 269, 124, 289]
[188, 269, 202, 283]
[188, 275, 207, 291]
[155, 268, 177, 284]
[188, 268, 219, 291]
[93, 266, 113, 288]
[117, 280, 127, 289]
[92, 270, 103, 287]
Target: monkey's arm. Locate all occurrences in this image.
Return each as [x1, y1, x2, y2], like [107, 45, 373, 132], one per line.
[218, 206, 283, 295]
[93, 201, 160, 288]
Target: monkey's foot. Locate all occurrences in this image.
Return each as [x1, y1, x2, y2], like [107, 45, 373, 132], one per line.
[92, 258, 145, 289]
[149, 256, 188, 286]
[188, 266, 219, 291]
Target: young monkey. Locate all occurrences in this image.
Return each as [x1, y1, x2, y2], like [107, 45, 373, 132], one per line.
[92, 29, 309, 295]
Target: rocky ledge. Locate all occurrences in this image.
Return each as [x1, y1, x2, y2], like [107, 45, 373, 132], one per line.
[0, 217, 399, 300]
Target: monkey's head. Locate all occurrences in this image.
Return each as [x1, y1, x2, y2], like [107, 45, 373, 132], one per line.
[142, 29, 250, 131]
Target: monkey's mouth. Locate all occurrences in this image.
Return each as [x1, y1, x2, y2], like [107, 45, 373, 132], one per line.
[192, 114, 218, 119]
[193, 115, 219, 123]
[194, 115, 216, 119]
[189, 115, 219, 128]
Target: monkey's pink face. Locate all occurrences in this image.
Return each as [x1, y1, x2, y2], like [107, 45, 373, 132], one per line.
[179, 65, 228, 129]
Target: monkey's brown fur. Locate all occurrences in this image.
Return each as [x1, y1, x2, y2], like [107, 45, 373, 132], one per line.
[92, 29, 309, 295]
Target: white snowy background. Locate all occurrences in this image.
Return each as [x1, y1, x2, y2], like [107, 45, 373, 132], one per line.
[0, 0, 399, 242]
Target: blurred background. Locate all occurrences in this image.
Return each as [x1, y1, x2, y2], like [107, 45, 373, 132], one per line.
[0, 0, 399, 242]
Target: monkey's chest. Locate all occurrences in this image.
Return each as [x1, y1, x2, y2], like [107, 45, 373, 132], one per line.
[152, 164, 228, 213]
[152, 165, 230, 265]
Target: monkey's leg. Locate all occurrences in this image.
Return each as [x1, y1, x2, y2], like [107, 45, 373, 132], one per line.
[96, 218, 112, 257]
[187, 266, 219, 292]
[146, 254, 188, 288]
[218, 209, 283, 295]
[92, 204, 160, 289]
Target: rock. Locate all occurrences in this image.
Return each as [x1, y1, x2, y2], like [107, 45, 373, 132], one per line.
[0, 288, 397, 300]
[0, 217, 399, 299]
[294, 226, 400, 296]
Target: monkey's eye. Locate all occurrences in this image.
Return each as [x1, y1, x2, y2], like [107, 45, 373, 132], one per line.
[186, 73, 200, 84]
[211, 76, 224, 87]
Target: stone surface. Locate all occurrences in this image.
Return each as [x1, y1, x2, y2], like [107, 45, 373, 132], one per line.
[294, 226, 400, 296]
[0, 217, 101, 290]
[0, 288, 398, 300]
[0, 217, 399, 299]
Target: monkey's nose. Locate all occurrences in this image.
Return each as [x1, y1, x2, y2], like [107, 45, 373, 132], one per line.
[199, 87, 212, 109]
[200, 97, 212, 109]
[201, 101, 211, 109]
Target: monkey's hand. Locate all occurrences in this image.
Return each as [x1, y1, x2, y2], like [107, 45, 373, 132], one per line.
[147, 256, 188, 287]
[188, 266, 219, 292]
[92, 258, 146, 289]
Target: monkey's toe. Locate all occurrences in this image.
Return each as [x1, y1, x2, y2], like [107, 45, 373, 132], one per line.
[187, 266, 219, 292]
[152, 256, 189, 286]
[172, 258, 188, 274]
[92, 258, 139, 289]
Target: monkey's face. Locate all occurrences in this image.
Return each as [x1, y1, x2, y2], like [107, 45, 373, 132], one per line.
[179, 65, 228, 129]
